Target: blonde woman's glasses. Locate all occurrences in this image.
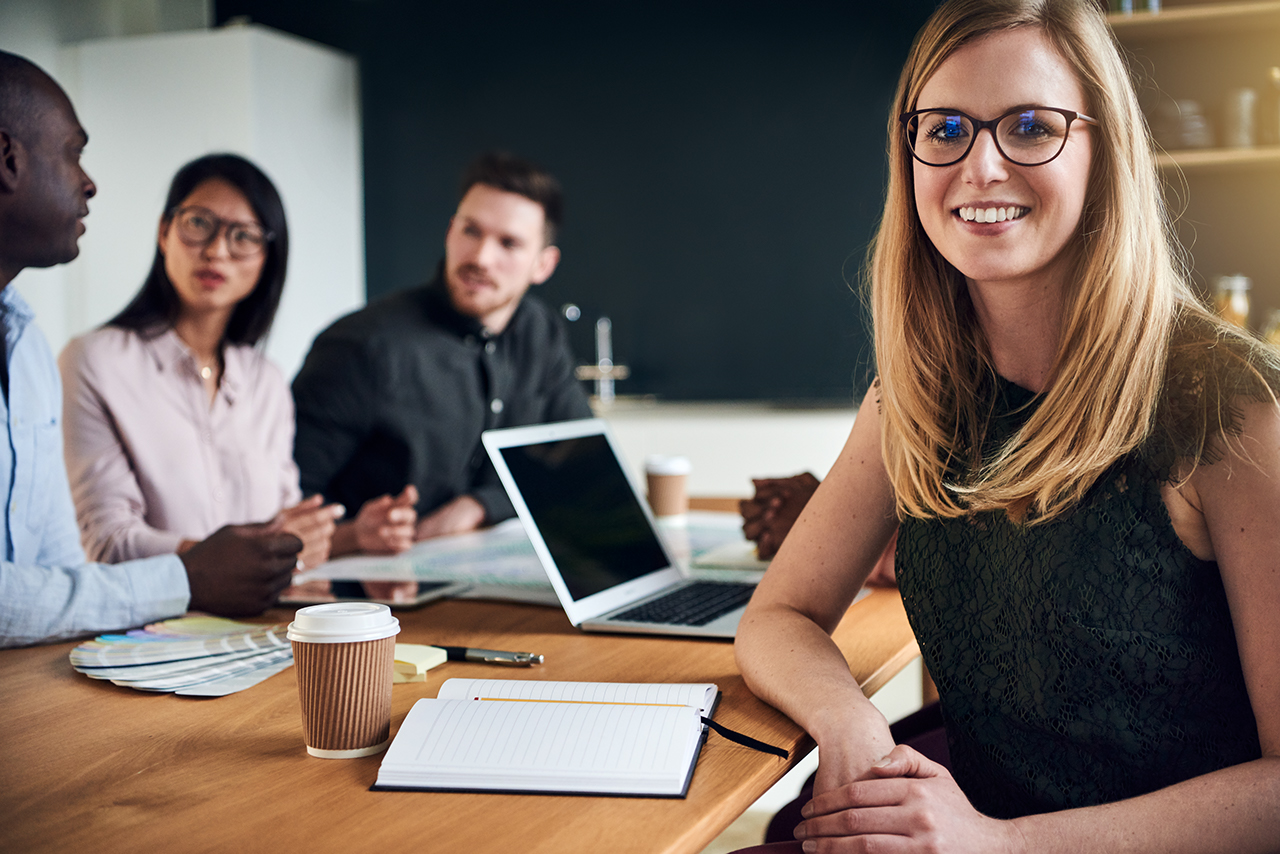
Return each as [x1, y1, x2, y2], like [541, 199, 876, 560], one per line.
[900, 106, 1099, 167]
[170, 205, 273, 259]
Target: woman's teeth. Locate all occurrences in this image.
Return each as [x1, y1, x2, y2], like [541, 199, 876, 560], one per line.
[958, 206, 1028, 223]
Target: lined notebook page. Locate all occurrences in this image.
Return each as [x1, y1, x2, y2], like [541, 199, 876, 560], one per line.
[375, 680, 718, 796]
[436, 678, 717, 715]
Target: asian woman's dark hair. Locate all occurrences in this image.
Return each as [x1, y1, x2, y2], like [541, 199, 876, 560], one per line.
[110, 153, 289, 346]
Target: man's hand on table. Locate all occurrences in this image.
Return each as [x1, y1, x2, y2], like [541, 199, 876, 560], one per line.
[182, 523, 302, 616]
[740, 471, 898, 585]
[416, 494, 486, 540]
[275, 494, 346, 568]
[326, 485, 419, 558]
[740, 472, 821, 559]
[351, 484, 419, 554]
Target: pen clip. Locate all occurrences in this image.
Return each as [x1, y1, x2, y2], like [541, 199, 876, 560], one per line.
[440, 646, 544, 666]
[480, 651, 543, 666]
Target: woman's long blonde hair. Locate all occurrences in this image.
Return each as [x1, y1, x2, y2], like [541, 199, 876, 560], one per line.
[871, 0, 1204, 523]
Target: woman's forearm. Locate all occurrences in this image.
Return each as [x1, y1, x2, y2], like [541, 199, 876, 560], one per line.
[735, 601, 895, 772]
[1011, 756, 1280, 854]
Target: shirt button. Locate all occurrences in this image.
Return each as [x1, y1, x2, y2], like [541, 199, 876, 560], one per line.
[490, 399, 504, 414]
[484, 342, 496, 354]
[214, 490, 224, 502]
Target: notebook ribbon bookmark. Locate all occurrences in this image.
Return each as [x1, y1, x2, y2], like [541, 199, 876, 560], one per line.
[701, 717, 789, 759]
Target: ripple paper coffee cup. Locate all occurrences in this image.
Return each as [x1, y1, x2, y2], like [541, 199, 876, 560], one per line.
[287, 603, 400, 758]
[645, 455, 692, 518]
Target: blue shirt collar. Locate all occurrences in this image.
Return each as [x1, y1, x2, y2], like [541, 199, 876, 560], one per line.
[0, 286, 35, 344]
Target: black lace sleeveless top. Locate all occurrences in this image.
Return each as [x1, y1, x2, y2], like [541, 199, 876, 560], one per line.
[896, 320, 1274, 819]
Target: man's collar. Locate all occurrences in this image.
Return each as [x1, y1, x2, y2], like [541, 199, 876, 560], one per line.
[0, 285, 35, 338]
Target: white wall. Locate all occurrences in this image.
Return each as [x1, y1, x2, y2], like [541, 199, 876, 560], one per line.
[0, 4, 364, 380]
[601, 401, 856, 496]
[247, 30, 365, 378]
[0, 0, 213, 350]
[0, 0, 94, 349]
[60, 25, 364, 378]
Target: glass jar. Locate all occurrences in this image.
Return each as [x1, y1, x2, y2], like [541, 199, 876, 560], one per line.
[1214, 275, 1251, 329]
[1262, 310, 1280, 347]
[1223, 88, 1258, 148]
[1109, 0, 1160, 11]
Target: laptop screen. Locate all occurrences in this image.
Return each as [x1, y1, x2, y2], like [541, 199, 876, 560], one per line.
[497, 434, 670, 601]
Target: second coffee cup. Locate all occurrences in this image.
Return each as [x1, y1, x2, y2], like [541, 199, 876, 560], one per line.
[645, 455, 692, 519]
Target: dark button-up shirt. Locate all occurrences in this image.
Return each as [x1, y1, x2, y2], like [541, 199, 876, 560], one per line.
[291, 269, 592, 522]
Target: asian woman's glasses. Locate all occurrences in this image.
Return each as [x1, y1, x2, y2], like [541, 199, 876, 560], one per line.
[899, 106, 1099, 167]
[170, 206, 273, 259]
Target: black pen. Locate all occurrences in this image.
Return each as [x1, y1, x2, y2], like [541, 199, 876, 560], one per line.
[440, 646, 544, 666]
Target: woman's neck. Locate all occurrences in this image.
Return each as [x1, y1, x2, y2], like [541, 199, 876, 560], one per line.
[966, 276, 1063, 394]
[173, 311, 231, 366]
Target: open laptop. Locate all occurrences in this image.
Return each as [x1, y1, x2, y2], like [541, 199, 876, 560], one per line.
[481, 418, 757, 638]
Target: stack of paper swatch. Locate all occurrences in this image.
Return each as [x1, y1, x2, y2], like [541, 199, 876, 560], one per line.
[69, 616, 293, 697]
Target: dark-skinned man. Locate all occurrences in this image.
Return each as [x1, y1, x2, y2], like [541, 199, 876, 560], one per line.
[0, 51, 301, 647]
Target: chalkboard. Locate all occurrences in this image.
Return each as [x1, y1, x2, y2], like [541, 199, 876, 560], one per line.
[215, 0, 938, 402]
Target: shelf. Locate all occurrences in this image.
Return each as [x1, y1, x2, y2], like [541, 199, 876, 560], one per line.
[1108, 1, 1280, 40]
[1155, 145, 1280, 171]
[1106, 3, 1280, 319]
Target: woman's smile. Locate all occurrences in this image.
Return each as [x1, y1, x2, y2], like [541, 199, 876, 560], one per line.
[955, 204, 1030, 224]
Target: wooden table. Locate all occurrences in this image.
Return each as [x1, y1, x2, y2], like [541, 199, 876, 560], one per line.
[0, 546, 917, 854]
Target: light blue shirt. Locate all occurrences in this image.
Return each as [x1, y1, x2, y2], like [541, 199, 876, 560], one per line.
[0, 287, 189, 648]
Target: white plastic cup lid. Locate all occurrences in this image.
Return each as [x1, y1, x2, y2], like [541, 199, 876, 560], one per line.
[286, 602, 401, 644]
[645, 455, 692, 476]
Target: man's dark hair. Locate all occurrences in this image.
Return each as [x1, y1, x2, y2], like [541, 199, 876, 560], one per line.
[0, 51, 50, 141]
[460, 151, 563, 245]
[111, 153, 289, 346]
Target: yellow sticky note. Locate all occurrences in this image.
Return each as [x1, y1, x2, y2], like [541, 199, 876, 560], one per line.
[393, 644, 448, 683]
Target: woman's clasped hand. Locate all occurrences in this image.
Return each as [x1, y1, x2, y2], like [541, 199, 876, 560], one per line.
[794, 746, 1022, 854]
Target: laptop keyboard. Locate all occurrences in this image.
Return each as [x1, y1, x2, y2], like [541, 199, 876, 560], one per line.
[612, 581, 755, 627]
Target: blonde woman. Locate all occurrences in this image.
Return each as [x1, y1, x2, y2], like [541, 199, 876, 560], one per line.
[734, 1, 1280, 851]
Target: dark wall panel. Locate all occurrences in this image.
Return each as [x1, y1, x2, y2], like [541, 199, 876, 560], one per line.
[215, 0, 936, 401]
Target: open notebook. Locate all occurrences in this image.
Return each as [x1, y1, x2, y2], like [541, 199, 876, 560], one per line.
[373, 679, 719, 797]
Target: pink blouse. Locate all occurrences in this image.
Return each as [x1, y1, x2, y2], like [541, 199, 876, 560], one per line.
[58, 327, 301, 563]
